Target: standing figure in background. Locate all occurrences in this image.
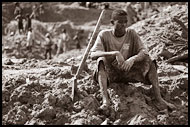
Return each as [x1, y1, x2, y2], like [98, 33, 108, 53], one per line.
[25, 13, 32, 34]
[44, 33, 53, 59]
[62, 29, 70, 52]
[15, 12, 23, 34]
[15, 39, 22, 56]
[14, 2, 22, 16]
[26, 28, 33, 52]
[86, 32, 92, 45]
[143, 2, 153, 18]
[73, 31, 81, 50]
[125, 2, 139, 26]
[31, 4, 39, 20]
[39, 2, 45, 15]
[22, 17, 27, 35]
[56, 37, 63, 57]
[38, 2, 45, 21]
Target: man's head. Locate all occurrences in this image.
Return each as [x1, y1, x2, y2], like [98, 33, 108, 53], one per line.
[15, 2, 19, 7]
[110, 9, 128, 37]
[111, 9, 128, 23]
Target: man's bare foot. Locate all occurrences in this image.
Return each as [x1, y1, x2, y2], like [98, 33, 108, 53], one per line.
[162, 99, 176, 110]
[99, 102, 110, 111]
[155, 99, 176, 111]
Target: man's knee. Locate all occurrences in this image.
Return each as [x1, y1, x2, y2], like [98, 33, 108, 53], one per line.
[98, 61, 105, 72]
[147, 60, 158, 82]
[152, 60, 158, 70]
[97, 57, 106, 71]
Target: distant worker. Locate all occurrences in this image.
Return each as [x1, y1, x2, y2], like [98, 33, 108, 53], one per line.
[15, 12, 23, 34]
[78, 2, 86, 7]
[22, 17, 27, 35]
[87, 32, 92, 44]
[101, 2, 109, 9]
[15, 39, 22, 56]
[73, 31, 81, 50]
[38, 2, 45, 21]
[86, 2, 92, 8]
[26, 28, 33, 52]
[56, 38, 63, 57]
[61, 29, 70, 52]
[25, 13, 32, 33]
[14, 2, 22, 16]
[125, 2, 139, 26]
[30, 4, 39, 20]
[39, 2, 45, 15]
[44, 33, 53, 59]
[143, 2, 153, 18]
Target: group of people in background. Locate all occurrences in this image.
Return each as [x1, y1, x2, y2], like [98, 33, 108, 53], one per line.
[78, 2, 109, 9]
[44, 28, 84, 59]
[13, 2, 85, 60]
[14, 2, 44, 35]
[11, 2, 154, 60]
[56, 29, 84, 57]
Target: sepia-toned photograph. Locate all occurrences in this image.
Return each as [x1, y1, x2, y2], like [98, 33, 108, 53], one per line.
[2, 2, 188, 125]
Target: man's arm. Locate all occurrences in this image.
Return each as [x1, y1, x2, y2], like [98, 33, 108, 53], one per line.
[91, 50, 119, 60]
[66, 34, 70, 41]
[15, 15, 19, 20]
[130, 29, 149, 62]
[132, 49, 149, 62]
[120, 29, 149, 71]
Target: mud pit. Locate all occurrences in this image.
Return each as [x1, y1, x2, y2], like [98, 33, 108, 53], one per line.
[2, 2, 188, 125]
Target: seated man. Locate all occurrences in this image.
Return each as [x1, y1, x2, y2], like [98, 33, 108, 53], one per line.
[90, 9, 175, 111]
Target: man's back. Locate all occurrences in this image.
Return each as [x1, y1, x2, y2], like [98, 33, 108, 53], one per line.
[62, 33, 69, 42]
[45, 37, 53, 48]
[57, 38, 63, 48]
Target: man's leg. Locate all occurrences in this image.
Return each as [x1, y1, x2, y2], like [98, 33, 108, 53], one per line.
[56, 47, 60, 57]
[98, 60, 110, 109]
[63, 43, 66, 52]
[49, 48, 52, 59]
[148, 62, 176, 110]
[29, 46, 32, 53]
[44, 49, 48, 59]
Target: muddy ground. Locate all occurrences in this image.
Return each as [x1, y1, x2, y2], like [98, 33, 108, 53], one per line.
[2, 2, 188, 125]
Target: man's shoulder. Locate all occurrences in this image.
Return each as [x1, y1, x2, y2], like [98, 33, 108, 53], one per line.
[126, 28, 136, 34]
[99, 29, 112, 36]
[99, 29, 112, 34]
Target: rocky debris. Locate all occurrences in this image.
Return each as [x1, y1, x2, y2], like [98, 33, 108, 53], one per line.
[4, 58, 14, 65]
[101, 118, 110, 125]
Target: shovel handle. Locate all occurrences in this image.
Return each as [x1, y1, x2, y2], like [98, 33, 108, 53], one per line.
[75, 9, 106, 78]
[72, 9, 106, 101]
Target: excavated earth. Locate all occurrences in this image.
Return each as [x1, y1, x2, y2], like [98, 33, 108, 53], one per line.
[2, 2, 188, 125]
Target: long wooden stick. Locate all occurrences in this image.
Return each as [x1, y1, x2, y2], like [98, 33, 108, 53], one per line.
[166, 52, 188, 63]
[71, 9, 106, 101]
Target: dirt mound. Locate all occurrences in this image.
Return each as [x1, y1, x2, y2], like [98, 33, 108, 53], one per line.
[2, 53, 188, 125]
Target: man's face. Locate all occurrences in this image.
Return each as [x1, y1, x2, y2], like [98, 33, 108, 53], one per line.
[112, 18, 128, 36]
